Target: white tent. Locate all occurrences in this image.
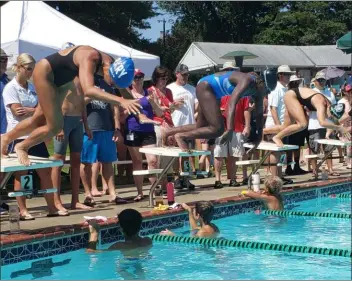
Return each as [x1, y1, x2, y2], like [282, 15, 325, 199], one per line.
[1, 1, 160, 78]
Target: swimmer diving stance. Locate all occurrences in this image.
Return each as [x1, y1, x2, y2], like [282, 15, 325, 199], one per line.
[162, 69, 277, 152]
[1, 45, 142, 166]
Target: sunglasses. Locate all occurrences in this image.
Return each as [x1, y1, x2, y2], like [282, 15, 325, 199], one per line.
[134, 76, 144, 80]
[317, 79, 326, 83]
[21, 65, 34, 72]
[180, 73, 189, 77]
[280, 73, 292, 76]
[0, 57, 8, 63]
[158, 76, 168, 81]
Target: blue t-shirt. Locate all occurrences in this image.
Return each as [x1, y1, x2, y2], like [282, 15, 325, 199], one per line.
[198, 71, 257, 100]
[0, 73, 9, 134]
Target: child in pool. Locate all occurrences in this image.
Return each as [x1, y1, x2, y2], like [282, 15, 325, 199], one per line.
[161, 201, 220, 238]
[86, 209, 152, 255]
[241, 176, 284, 211]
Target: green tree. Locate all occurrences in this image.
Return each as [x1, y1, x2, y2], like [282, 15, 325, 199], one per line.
[254, 2, 350, 45]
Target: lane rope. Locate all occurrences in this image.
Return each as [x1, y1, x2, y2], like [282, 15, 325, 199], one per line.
[151, 235, 351, 258]
[262, 210, 351, 219]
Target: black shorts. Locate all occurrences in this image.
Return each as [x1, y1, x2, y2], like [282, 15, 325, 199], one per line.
[8, 139, 49, 158]
[124, 131, 157, 147]
[287, 128, 308, 147]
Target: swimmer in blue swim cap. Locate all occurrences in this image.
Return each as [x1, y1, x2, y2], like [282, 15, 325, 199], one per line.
[162, 66, 276, 152]
[0, 46, 142, 166]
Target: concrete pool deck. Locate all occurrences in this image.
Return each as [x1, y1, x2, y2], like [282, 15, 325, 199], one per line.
[0, 160, 351, 247]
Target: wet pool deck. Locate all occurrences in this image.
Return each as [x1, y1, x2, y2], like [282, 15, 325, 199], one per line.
[0, 160, 351, 247]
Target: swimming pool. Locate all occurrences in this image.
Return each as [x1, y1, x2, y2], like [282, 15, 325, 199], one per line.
[1, 183, 351, 280]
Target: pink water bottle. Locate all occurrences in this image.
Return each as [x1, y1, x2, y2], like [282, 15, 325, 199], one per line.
[166, 182, 175, 205]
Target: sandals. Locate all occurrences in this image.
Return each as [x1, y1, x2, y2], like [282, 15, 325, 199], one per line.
[20, 214, 35, 221]
[329, 172, 340, 176]
[84, 197, 96, 207]
[134, 194, 145, 202]
[114, 196, 128, 205]
[47, 210, 69, 217]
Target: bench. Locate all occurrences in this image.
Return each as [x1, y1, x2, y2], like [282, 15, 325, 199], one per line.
[133, 169, 163, 176]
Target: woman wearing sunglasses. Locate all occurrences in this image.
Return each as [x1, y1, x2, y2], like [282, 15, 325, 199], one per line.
[2, 53, 63, 219]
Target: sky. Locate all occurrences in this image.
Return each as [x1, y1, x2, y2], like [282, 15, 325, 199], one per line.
[137, 6, 178, 42]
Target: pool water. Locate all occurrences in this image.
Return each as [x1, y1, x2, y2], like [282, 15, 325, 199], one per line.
[1, 194, 351, 280]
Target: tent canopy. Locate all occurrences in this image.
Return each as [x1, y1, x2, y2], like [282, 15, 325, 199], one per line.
[0, 1, 159, 78]
[336, 31, 352, 54]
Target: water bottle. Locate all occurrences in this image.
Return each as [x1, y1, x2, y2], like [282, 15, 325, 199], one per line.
[321, 167, 329, 180]
[154, 186, 164, 207]
[8, 205, 21, 234]
[250, 173, 261, 192]
[166, 182, 175, 205]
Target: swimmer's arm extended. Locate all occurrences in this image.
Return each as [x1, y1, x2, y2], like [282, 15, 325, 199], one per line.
[227, 72, 253, 132]
[241, 190, 269, 200]
[182, 203, 200, 231]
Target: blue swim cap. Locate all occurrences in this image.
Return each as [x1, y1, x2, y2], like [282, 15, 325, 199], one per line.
[109, 57, 135, 88]
[61, 42, 75, 50]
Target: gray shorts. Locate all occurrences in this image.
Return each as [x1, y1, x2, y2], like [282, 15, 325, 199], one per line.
[54, 116, 83, 155]
[308, 129, 335, 154]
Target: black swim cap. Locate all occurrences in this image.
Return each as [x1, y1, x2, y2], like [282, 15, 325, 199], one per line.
[261, 68, 277, 93]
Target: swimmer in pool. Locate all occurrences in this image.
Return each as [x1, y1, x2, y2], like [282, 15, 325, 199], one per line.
[1, 45, 142, 166]
[86, 209, 152, 256]
[241, 176, 284, 211]
[162, 69, 277, 152]
[161, 201, 220, 238]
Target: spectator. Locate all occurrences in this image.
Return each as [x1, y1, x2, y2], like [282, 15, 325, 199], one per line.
[308, 72, 339, 177]
[0, 48, 10, 214]
[213, 95, 251, 188]
[264, 65, 294, 184]
[51, 76, 92, 212]
[3, 53, 63, 218]
[80, 75, 127, 206]
[124, 69, 162, 201]
[167, 64, 198, 190]
[148, 66, 176, 191]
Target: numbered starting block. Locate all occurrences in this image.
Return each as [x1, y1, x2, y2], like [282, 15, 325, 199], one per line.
[7, 175, 57, 198]
[1, 154, 62, 199]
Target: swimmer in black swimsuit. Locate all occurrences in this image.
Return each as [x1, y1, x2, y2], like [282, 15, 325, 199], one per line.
[1, 45, 142, 165]
[264, 86, 348, 147]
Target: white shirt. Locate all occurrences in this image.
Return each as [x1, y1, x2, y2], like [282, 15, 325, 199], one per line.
[166, 82, 198, 127]
[308, 87, 336, 130]
[338, 97, 351, 127]
[3, 78, 38, 138]
[265, 82, 287, 128]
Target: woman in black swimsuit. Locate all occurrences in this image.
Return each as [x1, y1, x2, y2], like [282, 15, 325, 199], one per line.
[265, 87, 348, 147]
[1, 45, 141, 165]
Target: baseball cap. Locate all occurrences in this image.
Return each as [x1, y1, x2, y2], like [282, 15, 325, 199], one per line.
[175, 64, 189, 74]
[134, 68, 145, 77]
[109, 57, 135, 88]
[315, 72, 326, 80]
[277, 65, 295, 74]
[220, 61, 239, 71]
[330, 103, 345, 119]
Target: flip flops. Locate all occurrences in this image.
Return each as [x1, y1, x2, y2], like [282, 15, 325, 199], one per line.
[114, 196, 128, 205]
[20, 214, 35, 221]
[47, 210, 70, 217]
[84, 197, 96, 207]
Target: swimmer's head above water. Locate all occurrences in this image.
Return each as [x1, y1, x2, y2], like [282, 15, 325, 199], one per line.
[194, 201, 215, 225]
[264, 176, 283, 196]
[118, 209, 143, 237]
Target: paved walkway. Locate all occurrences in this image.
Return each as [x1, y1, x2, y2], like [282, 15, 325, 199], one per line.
[1, 160, 351, 233]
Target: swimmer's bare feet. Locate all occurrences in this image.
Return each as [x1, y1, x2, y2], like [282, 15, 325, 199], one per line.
[175, 134, 192, 153]
[0, 134, 10, 158]
[272, 136, 284, 148]
[71, 202, 92, 210]
[138, 113, 160, 125]
[14, 144, 31, 166]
